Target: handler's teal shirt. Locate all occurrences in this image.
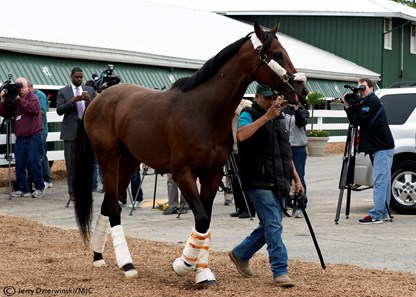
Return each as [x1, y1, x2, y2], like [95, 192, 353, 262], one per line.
[238, 111, 253, 128]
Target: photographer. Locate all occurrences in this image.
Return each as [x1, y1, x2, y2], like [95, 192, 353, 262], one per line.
[342, 78, 395, 224]
[0, 77, 45, 198]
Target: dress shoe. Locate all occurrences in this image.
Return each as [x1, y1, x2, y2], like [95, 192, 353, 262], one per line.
[230, 210, 243, 217]
[238, 211, 255, 219]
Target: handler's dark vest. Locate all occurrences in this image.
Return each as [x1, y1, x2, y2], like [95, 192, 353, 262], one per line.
[238, 102, 293, 196]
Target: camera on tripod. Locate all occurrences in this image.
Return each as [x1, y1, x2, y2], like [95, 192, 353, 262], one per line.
[92, 64, 121, 93]
[343, 84, 366, 105]
[1, 74, 22, 119]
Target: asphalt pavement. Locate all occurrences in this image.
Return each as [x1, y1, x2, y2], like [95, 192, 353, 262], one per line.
[0, 153, 415, 274]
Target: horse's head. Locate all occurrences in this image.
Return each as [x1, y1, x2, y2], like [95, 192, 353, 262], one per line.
[251, 21, 308, 105]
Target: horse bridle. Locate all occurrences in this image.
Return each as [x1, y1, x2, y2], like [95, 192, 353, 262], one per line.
[250, 33, 306, 93]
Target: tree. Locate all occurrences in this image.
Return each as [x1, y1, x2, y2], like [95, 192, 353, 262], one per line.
[306, 92, 326, 132]
[393, 0, 416, 8]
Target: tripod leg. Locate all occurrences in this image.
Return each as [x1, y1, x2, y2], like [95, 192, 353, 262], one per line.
[386, 201, 394, 221]
[129, 167, 148, 216]
[152, 172, 158, 209]
[335, 189, 344, 224]
[345, 186, 352, 219]
[229, 153, 253, 220]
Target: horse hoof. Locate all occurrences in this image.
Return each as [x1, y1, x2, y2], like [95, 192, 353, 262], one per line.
[92, 259, 106, 267]
[173, 257, 194, 276]
[196, 280, 217, 288]
[124, 269, 138, 278]
[195, 268, 216, 284]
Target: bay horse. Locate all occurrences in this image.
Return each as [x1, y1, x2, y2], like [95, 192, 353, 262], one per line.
[73, 21, 308, 286]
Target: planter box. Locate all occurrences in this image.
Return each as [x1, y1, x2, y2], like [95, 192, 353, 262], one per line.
[307, 137, 329, 156]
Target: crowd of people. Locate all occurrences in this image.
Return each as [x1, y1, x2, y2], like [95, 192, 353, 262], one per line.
[1, 70, 391, 288]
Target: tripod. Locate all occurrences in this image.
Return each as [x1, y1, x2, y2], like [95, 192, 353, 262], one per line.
[129, 164, 159, 216]
[224, 151, 253, 220]
[1, 116, 14, 199]
[335, 123, 358, 224]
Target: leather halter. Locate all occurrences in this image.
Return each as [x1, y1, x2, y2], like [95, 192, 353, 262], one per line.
[250, 34, 306, 93]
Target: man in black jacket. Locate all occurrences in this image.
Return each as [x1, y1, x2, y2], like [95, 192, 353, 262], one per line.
[343, 77, 395, 224]
[228, 84, 304, 287]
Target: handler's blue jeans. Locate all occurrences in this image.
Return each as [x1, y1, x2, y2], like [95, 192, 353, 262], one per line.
[232, 188, 288, 278]
[369, 148, 394, 220]
[15, 133, 44, 192]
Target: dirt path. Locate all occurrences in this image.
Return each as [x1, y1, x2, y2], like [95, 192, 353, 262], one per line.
[1, 215, 415, 297]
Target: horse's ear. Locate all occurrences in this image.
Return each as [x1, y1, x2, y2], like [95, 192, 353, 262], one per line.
[270, 22, 280, 35]
[254, 20, 267, 41]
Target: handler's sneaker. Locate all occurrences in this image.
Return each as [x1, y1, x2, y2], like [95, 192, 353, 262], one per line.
[228, 250, 253, 278]
[32, 189, 44, 198]
[293, 209, 304, 218]
[10, 191, 30, 197]
[44, 182, 53, 189]
[358, 215, 382, 224]
[273, 274, 294, 287]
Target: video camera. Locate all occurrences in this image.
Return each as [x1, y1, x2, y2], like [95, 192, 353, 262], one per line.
[1, 74, 22, 100]
[1, 74, 22, 120]
[343, 84, 366, 105]
[92, 64, 121, 93]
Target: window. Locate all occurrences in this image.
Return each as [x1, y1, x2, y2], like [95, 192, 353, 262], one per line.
[384, 18, 392, 50]
[411, 23, 416, 54]
[381, 94, 416, 125]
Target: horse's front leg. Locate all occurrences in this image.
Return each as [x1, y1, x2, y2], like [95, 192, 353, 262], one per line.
[172, 170, 223, 286]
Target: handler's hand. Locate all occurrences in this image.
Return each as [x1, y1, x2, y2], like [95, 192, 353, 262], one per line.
[293, 179, 304, 196]
[265, 101, 282, 120]
[0, 90, 6, 103]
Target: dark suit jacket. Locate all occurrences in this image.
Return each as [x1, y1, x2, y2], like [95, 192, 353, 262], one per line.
[56, 85, 95, 141]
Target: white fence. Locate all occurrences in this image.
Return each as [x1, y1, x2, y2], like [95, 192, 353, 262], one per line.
[0, 109, 348, 166]
[306, 110, 349, 143]
[0, 110, 64, 166]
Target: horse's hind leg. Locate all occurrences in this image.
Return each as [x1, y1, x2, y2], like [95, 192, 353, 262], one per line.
[96, 149, 139, 278]
[91, 212, 110, 267]
[90, 194, 113, 268]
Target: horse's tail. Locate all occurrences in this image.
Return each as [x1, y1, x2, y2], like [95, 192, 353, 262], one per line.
[73, 118, 94, 243]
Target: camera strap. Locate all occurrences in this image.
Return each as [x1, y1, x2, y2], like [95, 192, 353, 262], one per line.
[368, 105, 383, 128]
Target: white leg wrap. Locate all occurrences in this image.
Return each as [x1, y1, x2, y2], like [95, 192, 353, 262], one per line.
[111, 225, 133, 268]
[172, 257, 194, 276]
[173, 228, 210, 276]
[91, 214, 110, 253]
[195, 231, 215, 283]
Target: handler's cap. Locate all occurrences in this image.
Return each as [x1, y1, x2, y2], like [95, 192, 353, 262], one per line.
[256, 84, 274, 97]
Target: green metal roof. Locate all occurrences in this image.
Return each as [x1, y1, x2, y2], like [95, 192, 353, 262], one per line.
[0, 50, 195, 89]
[306, 79, 355, 99]
[1, 50, 353, 98]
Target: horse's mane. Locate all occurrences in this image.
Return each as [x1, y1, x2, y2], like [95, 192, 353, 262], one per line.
[172, 37, 249, 92]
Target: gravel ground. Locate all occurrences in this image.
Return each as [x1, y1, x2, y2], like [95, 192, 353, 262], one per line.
[1, 215, 416, 297]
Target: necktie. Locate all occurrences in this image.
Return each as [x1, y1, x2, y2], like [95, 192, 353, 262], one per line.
[75, 87, 84, 119]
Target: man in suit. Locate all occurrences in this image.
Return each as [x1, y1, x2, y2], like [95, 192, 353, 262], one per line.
[57, 67, 95, 200]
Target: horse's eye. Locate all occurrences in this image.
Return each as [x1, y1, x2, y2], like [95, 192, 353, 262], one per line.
[274, 53, 283, 61]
